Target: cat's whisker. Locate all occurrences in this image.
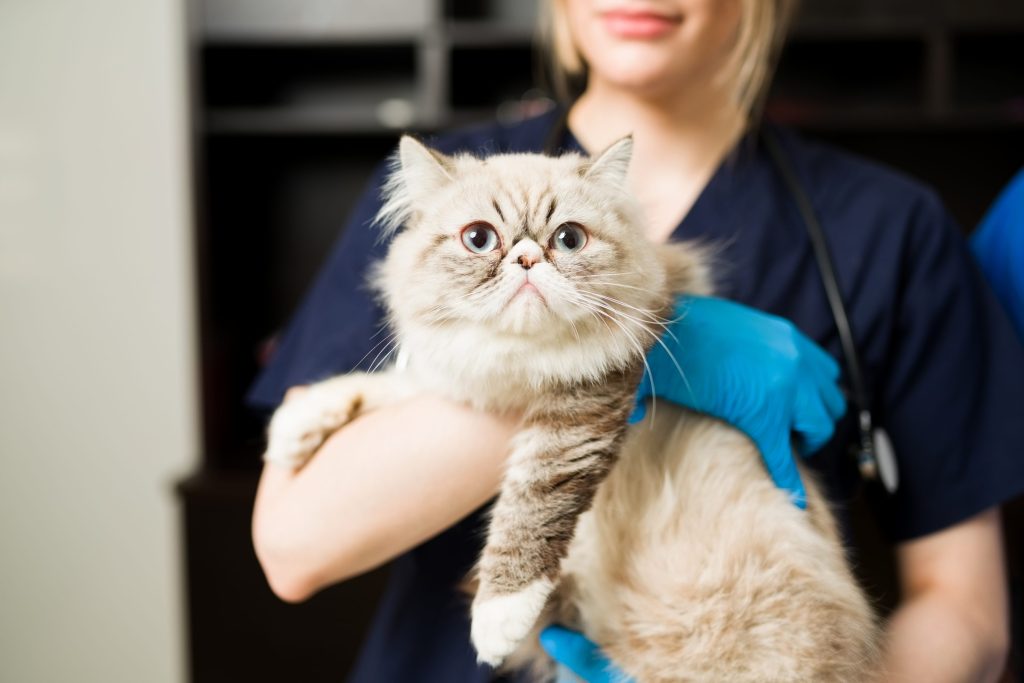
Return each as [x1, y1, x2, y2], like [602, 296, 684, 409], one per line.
[574, 292, 673, 338]
[566, 314, 582, 346]
[574, 289, 671, 322]
[572, 296, 623, 347]
[576, 290, 682, 346]
[567, 294, 654, 378]
[575, 271, 643, 279]
[368, 336, 402, 374]
[576, 280, 655, 294]
[570, 295, 657, 339]
[571, 293, 690, 396]
[581, 303, 659, 427]
[585, 290, 688, 342]
[581, 290, 672, 323]
[370, 344, 402, 374]
[353, 330, 400, 371]
[366, 340, 396, 374]
[577, 281, 682, 336]
[587, 295, 689, 384]
[368, 323, 394, 341]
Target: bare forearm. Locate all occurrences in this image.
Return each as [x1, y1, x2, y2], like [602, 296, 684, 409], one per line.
[881, 509, 1009, 683]
[252, 394, 517, 601]
[881, 592, 1007, 683]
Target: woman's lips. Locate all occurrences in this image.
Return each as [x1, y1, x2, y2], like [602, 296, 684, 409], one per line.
[600, 9, 681, 39]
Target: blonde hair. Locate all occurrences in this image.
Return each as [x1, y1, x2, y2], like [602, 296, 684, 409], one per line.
[539, 0, 799, 120]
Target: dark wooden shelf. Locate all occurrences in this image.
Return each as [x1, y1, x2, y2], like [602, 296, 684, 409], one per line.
[200, 104, 1024, 137]
[176, 469, 261, 501]
[768, 103, 1024, 130]
[204, 106, 422, 135]
[791, 16, 937, 39]
[200, 30, 425, 47]
[446, 19, 534, 47]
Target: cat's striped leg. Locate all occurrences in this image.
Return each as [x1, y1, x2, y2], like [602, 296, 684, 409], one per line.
[470, 382, 635, 667]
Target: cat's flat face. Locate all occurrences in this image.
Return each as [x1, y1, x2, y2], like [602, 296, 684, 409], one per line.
[375, 137, 669, 346]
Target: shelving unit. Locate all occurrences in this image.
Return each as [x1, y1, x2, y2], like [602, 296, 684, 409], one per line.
[179, 2, 1024, 681]
[194, 2, 1024, 137]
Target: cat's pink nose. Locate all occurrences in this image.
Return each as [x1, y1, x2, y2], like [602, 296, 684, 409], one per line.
[509, 239, 544, 269]
[517, 254, 537, 269]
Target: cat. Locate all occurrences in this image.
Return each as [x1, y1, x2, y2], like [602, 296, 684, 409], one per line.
[263, 134, 881, 681]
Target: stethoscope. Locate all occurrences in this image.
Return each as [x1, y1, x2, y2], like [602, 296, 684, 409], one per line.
[543, 107, 899, 494]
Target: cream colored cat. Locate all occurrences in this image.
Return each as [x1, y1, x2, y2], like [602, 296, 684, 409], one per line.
[264, 135, 880, 681]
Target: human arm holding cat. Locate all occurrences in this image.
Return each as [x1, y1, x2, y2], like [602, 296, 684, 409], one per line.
[253, 392, 519, 601]
[630, 294, 846, 508]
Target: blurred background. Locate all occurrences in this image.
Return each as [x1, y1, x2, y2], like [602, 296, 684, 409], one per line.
[1, 0, 1022, 681]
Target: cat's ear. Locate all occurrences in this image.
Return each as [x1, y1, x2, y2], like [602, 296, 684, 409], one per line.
[397, 135, 455, 190]
[583, 135, 633, 186]
[375, 135, 455, 236]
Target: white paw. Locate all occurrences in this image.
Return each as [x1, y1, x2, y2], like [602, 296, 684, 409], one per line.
[263, 388, 361, 469]
[263, 400, 325, 469]
[470, 578, 554, 667]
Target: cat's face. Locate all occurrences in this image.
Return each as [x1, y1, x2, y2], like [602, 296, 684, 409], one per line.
[375, 136, 671, 348]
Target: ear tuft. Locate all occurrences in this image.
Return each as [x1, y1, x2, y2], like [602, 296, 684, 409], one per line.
[583, 135, 633, 186]
[398, 135, 454, 185]
[374, 135, 455, 237]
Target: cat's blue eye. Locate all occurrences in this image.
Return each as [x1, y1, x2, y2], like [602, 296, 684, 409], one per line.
[550, 223, 588, 254]
[461, 222, 500, 254]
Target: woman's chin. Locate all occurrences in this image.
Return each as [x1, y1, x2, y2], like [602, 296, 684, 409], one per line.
[588, 53, 697, 97]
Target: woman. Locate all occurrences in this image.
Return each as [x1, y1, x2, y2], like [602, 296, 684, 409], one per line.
[249, 1, 1024, 681]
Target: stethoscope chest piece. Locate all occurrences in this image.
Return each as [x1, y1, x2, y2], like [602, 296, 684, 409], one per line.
[873, 427, 899, 494]
[856, 408, 899, 494]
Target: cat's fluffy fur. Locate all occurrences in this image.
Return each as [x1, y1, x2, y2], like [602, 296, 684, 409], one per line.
[264, 135, 880, 681]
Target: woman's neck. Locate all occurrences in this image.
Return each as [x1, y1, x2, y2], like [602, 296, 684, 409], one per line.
[567, 79, 747, 242]
[568, 77, 746, 168]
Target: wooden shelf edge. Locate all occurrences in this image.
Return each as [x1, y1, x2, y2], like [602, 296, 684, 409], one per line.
[176, 468, 261, 501]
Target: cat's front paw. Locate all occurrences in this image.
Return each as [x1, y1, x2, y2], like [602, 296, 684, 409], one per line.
[263, 401, 327, 469]
[263, 385, 364, 469]
[471, 578, 554, 667]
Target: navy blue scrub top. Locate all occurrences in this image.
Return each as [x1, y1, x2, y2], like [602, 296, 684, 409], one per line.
[248, 107, 1024, 683]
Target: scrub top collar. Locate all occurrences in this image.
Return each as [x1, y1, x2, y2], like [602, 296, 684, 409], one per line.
[547, 105, 762, 245]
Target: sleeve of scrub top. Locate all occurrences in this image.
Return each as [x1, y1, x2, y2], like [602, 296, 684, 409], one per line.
[874, 189, 1024, 542]
[246, 162, 391, 413]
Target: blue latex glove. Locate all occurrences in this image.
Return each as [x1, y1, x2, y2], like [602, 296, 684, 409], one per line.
[540, 626, 631, 683]
[630, 295, 846, 508]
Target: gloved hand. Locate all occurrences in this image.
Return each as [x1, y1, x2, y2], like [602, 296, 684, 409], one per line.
[631, 295, 846, 508]
[539, 626, 631, 683]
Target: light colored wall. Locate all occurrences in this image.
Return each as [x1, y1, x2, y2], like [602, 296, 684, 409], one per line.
[0, 1, 196, 682]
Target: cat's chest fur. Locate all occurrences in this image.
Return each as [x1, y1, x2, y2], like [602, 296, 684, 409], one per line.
[399, 318, 643, 413]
